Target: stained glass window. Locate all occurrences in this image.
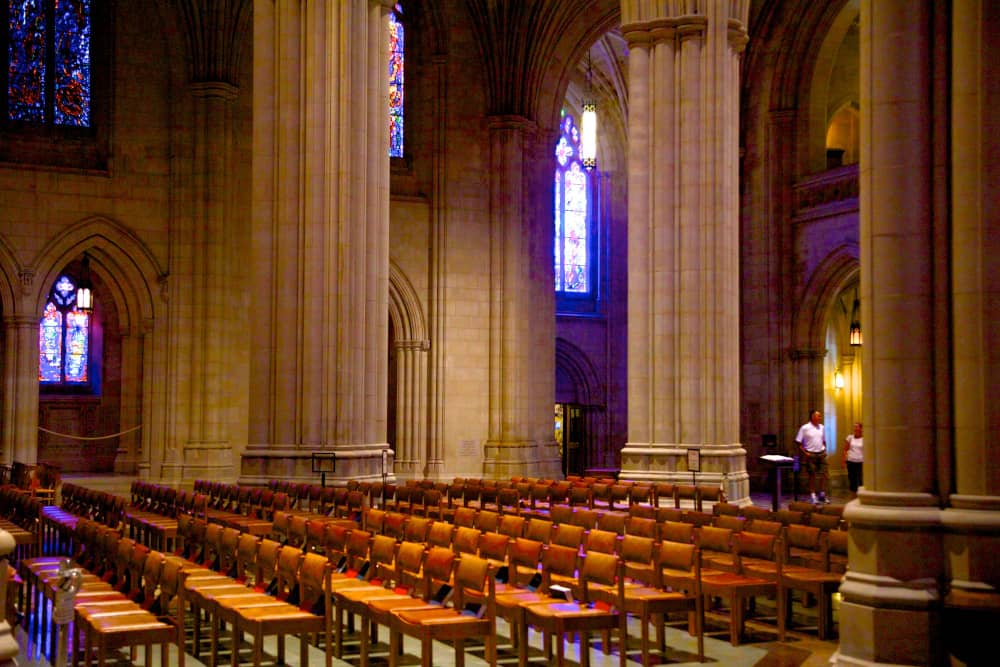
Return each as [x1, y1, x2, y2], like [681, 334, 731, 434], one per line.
[39, 274, 90, 384]
[388, 7, 403, 157]
[7, 0, 91, 126]
[554, 112, 590, 294]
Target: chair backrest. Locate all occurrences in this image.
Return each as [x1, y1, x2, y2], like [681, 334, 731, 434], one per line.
[525, 518, 553, 544]
[542, 543, 579, 586]
[454, 506, 478, 528]
[219, 527, 241, 576]
[656, 540, 700, 586]
[498, 487, 520, 513]
[370, 535, 398, 582]
[609, 484, 631, 510]
[395, 540, 427, 590]
[714, 514, 746, 532]
[774, 509, 806, 526]
[426, 521, 454, 549]
[697, 525, 734, 555]
[682, 510, 715, 527]
[597, 511, 627, 535]
[735, 531, 777, 567]
[620, 534, 656, 585]
[747, 519, 784, 537]
[551, 523, 585, 550]
[404, 516, 432, 543]
[625, 516, 657, 538]
[235, 533, 260, 584]
[571, 508, 600, 530]
[345, 529, 373, 571]
[580, 550, 619, 602]
[509, 537, 544, 585]
[453, 526, 481, 556]
[275, 545, 304, 601]
[586, 528, 619, 555]
[255, 538, 283, 591]
[137, 550, 165, 610]
[741, 505, 773, 522]
[713, 501, 741, 517]
[548, 504, 574, 526]
[202, 522, 225, 568]
[422, 546, 457, 598]
[478, 531, 510, 562]
[656, 507, 684, 523]
[384, 512, 408, 540]
[786, 524, 822, 551]
[453, 553, 490, 608]
[568, 485, 591, 507]
[298, 552, 331, 614]
[477, 510, 500, 533]
[498, 515, 526, 539]
[365, 507, 386, 533]
[809, 513, 843, 531]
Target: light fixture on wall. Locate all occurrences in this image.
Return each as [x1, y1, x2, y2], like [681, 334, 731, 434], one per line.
[580, 54, 597, 171]
[834, 369, 845, 390]
[849, 290, 862, 346]
[76, 253, 94, 314]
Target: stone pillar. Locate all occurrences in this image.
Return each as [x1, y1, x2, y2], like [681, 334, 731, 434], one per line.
[837, 2, 945, 664]
[942, 1, 1000, 663]
[392, 339, 428, 477]
[242, 0, 393, 484]
[619, 0, 750, 503]
[3, 315, 39, 466]
[482, 116, 561, 480]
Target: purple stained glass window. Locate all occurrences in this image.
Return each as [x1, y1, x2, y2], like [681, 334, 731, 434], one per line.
[388, 9, 403, 158]
[7, 0, 91, 126]
[38, 274, 90, 384]
[554, 112, 590, 294]
[39, 302, 63, 382]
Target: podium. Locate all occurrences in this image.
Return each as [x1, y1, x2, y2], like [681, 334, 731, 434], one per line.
[759, 454, 795, 511]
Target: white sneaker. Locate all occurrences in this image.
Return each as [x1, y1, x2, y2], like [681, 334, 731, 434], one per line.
[811, 493, 818, 504]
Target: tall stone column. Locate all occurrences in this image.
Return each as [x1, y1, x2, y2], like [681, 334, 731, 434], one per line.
[619, 1, 750, 503]
[482, 116, 561, 479]
[941, 1, 1000, 663]
[2, 314, 39, 465]
[392, 339, 428, 477]
[243, 0, 393, 484]
[837, 2, 945, 664]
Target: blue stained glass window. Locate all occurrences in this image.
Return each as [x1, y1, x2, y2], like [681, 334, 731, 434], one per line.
[388, 8, 403, 157]
[38, 274, 90, 384]
[554, 112, 590, 294]
[7, 0, 91, 126]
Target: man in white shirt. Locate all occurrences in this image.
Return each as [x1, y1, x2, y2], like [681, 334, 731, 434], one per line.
[795, 410, 829, 504]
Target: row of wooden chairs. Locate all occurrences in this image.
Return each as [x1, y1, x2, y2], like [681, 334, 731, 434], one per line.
[0, 485, 42, 562]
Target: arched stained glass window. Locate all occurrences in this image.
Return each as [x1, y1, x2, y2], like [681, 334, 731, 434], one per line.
[6, 0, 92, 127]
[388, 6, 404, 158]
[554, 112, 590, 294]
[39, 274, 90, 384]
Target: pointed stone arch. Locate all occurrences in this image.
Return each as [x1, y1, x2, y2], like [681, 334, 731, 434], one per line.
[794, 243, 860, 353]
[388, 261, 429, 477]
[0, 234, 21, 316]
[19, 216, 167, 474]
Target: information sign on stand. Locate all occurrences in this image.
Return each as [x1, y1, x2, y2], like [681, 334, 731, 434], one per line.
[311, 452, 337, 488]
[686, 448, 700, 486]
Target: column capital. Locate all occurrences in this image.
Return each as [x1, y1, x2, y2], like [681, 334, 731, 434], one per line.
[621, 23, 653, 49]
[190, 81, 239, 101]
[486, 114, 537, 134]
[727, 18, 749, 53]
[675, 15, 708, 43]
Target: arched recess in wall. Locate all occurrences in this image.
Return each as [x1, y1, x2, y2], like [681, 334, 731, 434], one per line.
[792, 244, 861, 465]
[388, 261, 429, 478]
[29, 216, 166, 476]
[805, 0, 860, 173]
[555, 337, 606, 473]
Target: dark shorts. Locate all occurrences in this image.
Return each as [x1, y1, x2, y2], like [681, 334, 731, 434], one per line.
[802, 451, 828, 475]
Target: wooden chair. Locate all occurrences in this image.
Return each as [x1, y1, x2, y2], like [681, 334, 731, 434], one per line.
[476, 510, 500, 533]
[362, 547, 457, 664]
[551, 523, 585, 551]
[699, 551, 777, 645]
[426, 521, 455, 550]
[525, 518, 553, 545]
[478, 531, 510, 568]
[777, 547, 843, 640]
[625, 516, 657, 539]
[520, 550, 624, 667]
[697, 525, 738, 573]
[388, 554, 498, 667]
[597, 511, 628, 536]
[452, 526, 480, 557]
[402, 516, 432, 543]
[497, 514, 526, 539]
[714, 514, 747, 533]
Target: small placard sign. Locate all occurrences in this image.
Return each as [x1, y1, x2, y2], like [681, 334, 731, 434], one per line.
[686, 448, 700, 472]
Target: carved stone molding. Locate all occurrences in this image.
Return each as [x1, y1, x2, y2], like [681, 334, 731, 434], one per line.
[793, 164, 860, 214]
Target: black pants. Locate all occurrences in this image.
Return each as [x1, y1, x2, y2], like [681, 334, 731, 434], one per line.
[847, 460, 863, 492]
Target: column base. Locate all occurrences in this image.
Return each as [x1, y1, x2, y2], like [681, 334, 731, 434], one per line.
[619, 442, 750, 503]
[238, 444, 396, 487]
[482, 440, 561, 479]
[160, 440, 234, 484]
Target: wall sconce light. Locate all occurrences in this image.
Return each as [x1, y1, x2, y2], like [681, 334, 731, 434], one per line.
[76, 253, 94, 314]
[580, 54, 597, 171]
[849, 291, 862, 346]
[834, 369, 845, 390]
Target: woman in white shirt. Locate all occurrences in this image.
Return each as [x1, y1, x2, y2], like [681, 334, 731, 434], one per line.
[843, 422, 863, 496]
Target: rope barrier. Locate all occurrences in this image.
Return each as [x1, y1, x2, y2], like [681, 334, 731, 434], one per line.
[37, 424, 142, 441]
